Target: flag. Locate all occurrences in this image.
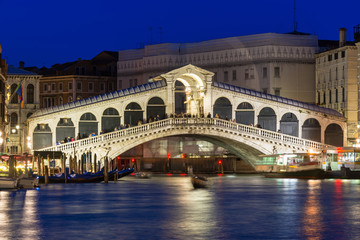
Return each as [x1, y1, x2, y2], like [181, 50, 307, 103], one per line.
[15, 83, 24, 108]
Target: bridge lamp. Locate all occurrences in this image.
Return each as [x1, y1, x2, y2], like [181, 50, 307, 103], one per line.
[16, 125, 19, 130]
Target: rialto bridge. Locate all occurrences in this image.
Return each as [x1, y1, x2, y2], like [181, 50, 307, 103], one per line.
[28, 64, 346, 167]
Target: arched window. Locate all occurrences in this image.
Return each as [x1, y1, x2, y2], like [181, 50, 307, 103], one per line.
[59, 96, 63, 105]
[10, 84, 18, 104]
[10, 112, 18, 127]
[27, 84, 34, 104]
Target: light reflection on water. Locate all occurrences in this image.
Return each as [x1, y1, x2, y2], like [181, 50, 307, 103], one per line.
[1, 175, 360, 239]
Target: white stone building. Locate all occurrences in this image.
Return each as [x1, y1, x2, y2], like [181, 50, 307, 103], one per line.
[315, 28, 359, 145]
[117, 33, 318, 103]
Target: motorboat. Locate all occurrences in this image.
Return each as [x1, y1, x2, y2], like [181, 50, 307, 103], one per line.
[258, 152, 326, 179]
[135, 172, 152, 179]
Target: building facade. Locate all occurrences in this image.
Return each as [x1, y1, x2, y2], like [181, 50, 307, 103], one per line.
[0, 43, 7, 151]
[315, 28, 359, 145]
[25, 51, 118, 108]
[117, 33, 319, 103]
[6, 66, 41, 154]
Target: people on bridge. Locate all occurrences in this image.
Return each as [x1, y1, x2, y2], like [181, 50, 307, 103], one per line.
[207, 112, 211, 118]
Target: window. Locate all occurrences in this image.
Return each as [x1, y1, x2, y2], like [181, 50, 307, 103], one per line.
[27, 84, 34, 104]
[68, 82, 73, 90]
[52, 83, 55, 91]
[263, 88, 268, 94]
[341, 51, 345, 58]
[342, 87, 345, 102]
[335, 89, 338, 103]
[317, 91, 320, 104]
[323, 92, 326, 104]
[44, 83, 48, 92]
[335, 67, 338, 80]
[245, 69, 249, 80]
[274, 88, 280, 96]
[263, 67, 267, 78]
[59, 96, 63, 105]
[329, 90, 332, 104]
[68, 96, 73, 102]
[77, 82, 82, 91]
[88, 82, 93, 91]
[129, 79, 137, 87]
[274, 67, 280, 77]
[100, 83, 105, 91]
[118, 80, 123, 89]
[329, 69, 332, 81]
[10, 112, 18, 127]
[328, 54, 332, 61]
[342, 66, 345, 79]
[334, 53, 338, 60]
[59, 83, 63, 91]
[10, 84, 18, 104]
[250, 68, 254, 79]
[43, 98, 47, 108]
[213, 72, 217, 82]
[224, 71, 228, 82]
[232, 70, 236, 81]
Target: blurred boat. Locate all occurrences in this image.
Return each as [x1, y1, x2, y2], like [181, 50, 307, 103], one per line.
[191, 175, 208, 188]
[18, 175, 39, 188]
[0, 177, 19, 189]
[109, 168, 134, 180]
[135, 172, 152, 179]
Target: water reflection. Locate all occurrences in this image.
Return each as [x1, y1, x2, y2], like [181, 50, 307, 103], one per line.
[0, 176, 360, 239]
[302, 180, 323, 240]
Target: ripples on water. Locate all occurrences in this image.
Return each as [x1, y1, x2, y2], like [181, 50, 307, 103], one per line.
[1, 175, 360, 240]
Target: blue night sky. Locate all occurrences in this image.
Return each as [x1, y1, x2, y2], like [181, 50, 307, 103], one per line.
[0, 0, 359, 68]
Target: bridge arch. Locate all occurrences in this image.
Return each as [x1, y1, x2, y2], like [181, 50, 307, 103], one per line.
[302, 118, 321, 142]
[325, 123, 343, 147]
[79, 112, 98, 139]
[33, 124, 52, 150]
[147, 97, 166, 120]
[102, 108, 120, 133]
[56, 118, 75, 143]
[258, 107, 276, 131]
[235, 102, 254, 125]
[124, 102, 143, 126]
[213, 97, 232, 120]
[280, 112, 299, 137]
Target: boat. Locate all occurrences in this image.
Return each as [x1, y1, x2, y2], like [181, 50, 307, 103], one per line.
[191, 175, 208, 188]
[258, 152, 326, 179]
[0, 177, 19, 189]
[135, 172, 152, 179]
[109, 168, 134, 180]
[18, 175, 40, 188]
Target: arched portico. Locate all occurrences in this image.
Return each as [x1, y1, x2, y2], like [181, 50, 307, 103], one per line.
[325, 124, 343, 147]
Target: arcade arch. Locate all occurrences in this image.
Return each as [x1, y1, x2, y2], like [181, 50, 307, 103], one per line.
[258, 107, 276, 131]
[325, 124, 343, 147]
[213, 97, 232, 120]
[302, 118, 321, 142]
[79, 113, 98, 138]
[124, 102, 143, 126]
[102, 108, 120, 133]
[280, 112, 298, 137]
[33, 124, 52, 150]
[235, 102, 254, 125]
[147, 97, 166, 120]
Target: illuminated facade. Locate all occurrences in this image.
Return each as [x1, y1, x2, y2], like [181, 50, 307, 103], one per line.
[6, 66, 41, 154]
[118, 33, 318, 103]
[315, 28, 359, 145]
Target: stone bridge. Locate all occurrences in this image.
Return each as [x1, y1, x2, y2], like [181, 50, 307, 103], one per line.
[27, 64, 346, 167]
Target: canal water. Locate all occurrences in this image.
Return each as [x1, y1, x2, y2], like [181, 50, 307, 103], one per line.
[1, 175, 360, 240]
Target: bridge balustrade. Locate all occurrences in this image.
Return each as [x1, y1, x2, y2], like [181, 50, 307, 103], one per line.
[39, 117, 327, 153]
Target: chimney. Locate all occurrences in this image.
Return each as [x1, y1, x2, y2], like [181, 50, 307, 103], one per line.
[339, 28, 347, 47]
[354, 24, 360, 43]
[19, 61, 24, 69]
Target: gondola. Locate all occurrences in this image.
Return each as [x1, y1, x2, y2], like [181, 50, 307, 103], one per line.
[191, 175, 208, 188]
[38, 168, 134, 183]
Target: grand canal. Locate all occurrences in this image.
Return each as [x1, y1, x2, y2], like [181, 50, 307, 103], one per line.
[1, 174, 360, 240]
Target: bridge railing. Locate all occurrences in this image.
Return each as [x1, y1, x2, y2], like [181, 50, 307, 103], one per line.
[38, 117, 327, 152]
